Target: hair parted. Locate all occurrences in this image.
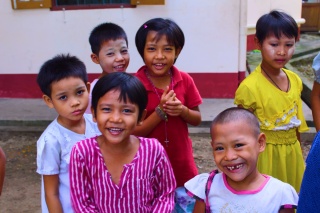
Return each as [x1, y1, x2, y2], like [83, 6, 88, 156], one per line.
[135, 18, 184, 64]
[89, 22, 128, 55]
[211, 107, 260, 137]
[255, 10, 298, 43]
[37, 53, 88, 97]
[91, 72, 148, 122]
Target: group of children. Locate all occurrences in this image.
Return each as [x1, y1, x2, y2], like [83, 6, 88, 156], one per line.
[32, 9, 319, 213]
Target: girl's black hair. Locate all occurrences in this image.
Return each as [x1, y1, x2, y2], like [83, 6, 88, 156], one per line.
[91, 72, 147, 122]
[37, 54, 87, 97]
[255, 10, 298, 43]
[135, 18, 184, 64]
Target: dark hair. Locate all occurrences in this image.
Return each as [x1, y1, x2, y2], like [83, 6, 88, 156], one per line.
[91, 72, 148, 122]
[135, 18, 184, 64]
[211, 107, 260, 137]
[37, 54, 88, 97]
[89, 22, 128, 55]
[255, 10, 298, 43]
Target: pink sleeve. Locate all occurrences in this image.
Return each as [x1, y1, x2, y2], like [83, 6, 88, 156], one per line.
[151, 147, 176, 212]
[69, 144, 98, 213]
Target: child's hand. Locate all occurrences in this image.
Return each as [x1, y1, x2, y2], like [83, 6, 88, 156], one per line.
[163, 96, 184, 117]
[159, 86, 176, 109]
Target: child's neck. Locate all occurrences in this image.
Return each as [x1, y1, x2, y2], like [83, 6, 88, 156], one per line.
[145, 69, 173, 90]
[226, 170, 266, 192]
[57, 116, 86, 134]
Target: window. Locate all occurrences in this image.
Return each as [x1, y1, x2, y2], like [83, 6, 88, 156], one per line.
[11, 0, 164, 10]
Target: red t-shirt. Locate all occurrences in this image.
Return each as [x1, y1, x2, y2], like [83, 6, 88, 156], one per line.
[135, 65, 203, 187]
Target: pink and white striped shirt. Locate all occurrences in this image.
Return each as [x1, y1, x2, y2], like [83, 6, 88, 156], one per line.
[69, 136, 176, 213]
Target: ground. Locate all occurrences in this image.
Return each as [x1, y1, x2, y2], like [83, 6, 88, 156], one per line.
[0, 131, 312, 213]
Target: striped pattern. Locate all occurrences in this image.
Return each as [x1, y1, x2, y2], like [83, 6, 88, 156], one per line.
[69, 136, 176, 213]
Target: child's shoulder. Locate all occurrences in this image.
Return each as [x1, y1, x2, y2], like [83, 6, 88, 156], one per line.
[266, 175, 297, 194]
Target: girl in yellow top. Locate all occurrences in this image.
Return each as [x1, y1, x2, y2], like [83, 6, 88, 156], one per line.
[234, 10, 309, 192]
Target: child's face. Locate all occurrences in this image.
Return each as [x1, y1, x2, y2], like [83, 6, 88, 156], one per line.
[211, 120, 265, 188]
[92, 89, 142, 145]
[256, 33, 295, 71]
[143, 31, 180, 76]
[91, 38, 130, 75]
[43, 77, 90, 127]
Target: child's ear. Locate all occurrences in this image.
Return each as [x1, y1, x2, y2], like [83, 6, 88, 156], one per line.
[137, 109, 147, 126]
[175, 48, 182, 59]
[86, 82, 91, 93]
[91, 53, 100, 65]
[254, 36, 262, 50]
[91, 107, 97, 122]
[42, 95, 54, 109]
[257, 133, 266, 153]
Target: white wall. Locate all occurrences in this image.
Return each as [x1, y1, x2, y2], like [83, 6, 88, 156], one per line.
[0, 0, 240, 75]
[0, 0, 303, 76]
[247, 0, 304, 34]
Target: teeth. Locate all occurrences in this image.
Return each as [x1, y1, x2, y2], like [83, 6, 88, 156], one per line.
[108, 128, 122, 133]
[227, 164, 243, 171]
[115, 65, 124, 69]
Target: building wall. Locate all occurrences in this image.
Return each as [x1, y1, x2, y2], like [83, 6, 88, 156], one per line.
[0, 0, 302, 98]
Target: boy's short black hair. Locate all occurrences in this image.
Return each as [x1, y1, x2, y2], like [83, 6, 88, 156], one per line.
[256, 10, 298, 43]
[37, 54, 88, 97]
[211, 107, 260, 137]
[135, 18, 184, 64]
[91, 72, 147, 122]
[89, 22, 128, 55]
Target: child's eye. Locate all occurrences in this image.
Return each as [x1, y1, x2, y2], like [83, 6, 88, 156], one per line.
[123, 108, 133, 113]
[106, 52, 114, 56]
[121, 49, 128, 54]
[271, 43, 278, 47]
[101, 107, 111, 112]
[147, 47, 156, 51]
[214, 147, 224, 151]
[77, 90, 85, 95]
[59, 95, 67, 100]
[164, 47, 173, 51]
[235, 143, 244, 148]
[286, 44, 294, 47]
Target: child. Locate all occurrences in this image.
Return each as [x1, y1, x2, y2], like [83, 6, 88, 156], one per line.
[234, 10, 309, 192]
[298, 53, 320, 212]
[311, 52, 320, 131]
[185, 107, 298, 213]
[85, 22, 130, 113]
[297, 131, 320, 212]
[0, 147, 5, 196]
[69, 72, 176, 212]
[133, 18, 202, 212]
[36, 54, 101, 213]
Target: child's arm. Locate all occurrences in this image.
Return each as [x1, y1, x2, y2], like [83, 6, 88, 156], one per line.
[43, 175, 63, 213]
[279, 208, 295, 213]
[163, 97, 201, 126]
[133, 87, 176, 136]
[151, 149, 176, 212]
[311, 82, 320, 131]
[69, 146, 98, 213]
[192, 200, 206, 213]
[0, 147, 5, 196]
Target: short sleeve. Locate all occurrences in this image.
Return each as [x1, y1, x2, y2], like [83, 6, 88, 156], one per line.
[184, 173, 209, 201]
[234, 83, 257, 110]
[36, 130, 61, 175]
[279, 183, 298, 209]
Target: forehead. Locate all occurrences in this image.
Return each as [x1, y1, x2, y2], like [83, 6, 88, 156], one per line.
[211, 121, 256, 141]
[51, 77, 85, 90]
[146, 31, 168, 43]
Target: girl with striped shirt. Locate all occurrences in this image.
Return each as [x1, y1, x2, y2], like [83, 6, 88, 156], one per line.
[69, 72, 176, 212]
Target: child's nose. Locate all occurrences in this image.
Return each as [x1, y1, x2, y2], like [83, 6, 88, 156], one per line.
[110, 111, 122, 122]
[115, 52, 124, 61]
[277, 47, 286, 56]
[71, 98, 80, 107]
[156, 52, 165, 60]
[224, 149, 237, 161]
